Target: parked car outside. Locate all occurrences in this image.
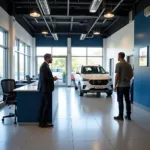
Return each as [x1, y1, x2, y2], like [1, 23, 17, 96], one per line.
[74, 65, 113, 96]
[51, 68, 63, 80]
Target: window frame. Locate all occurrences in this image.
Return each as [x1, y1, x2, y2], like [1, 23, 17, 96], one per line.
[15, 38, 31, 80]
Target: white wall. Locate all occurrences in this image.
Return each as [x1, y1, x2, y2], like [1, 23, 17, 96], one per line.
[15, 21, 33, 46]
[104, 21, 134, 77]
[0, 7, 35, 79]
[0, 7, 10, 31]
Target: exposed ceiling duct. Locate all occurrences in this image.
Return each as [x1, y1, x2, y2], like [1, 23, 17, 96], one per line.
[80, 34, 86, 40]
[36, 0, 58, 40]
[80, 8, 105, 40]
[89, 0, 103, 13]
[52, 33, 59, 40]
[38, 0, 50, 15]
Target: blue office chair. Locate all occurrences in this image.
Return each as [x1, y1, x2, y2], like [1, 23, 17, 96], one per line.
[1, 79, 17, 124]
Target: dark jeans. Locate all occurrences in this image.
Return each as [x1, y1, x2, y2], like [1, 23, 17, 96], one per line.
[117, 87, 131, 117]
[39, 92, 52, 125]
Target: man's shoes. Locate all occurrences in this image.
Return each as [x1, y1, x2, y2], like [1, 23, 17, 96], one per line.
[39, 123, 54, 128]
[125, 115, 131, 121]
[114, 116, 124, 121]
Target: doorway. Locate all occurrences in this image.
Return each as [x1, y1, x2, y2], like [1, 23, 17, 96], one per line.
[51, 57, 67, 86]
[127, 55, 134, 69]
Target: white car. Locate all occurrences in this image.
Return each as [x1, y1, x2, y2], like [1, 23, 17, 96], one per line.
[51, 68, 63, 80]
[74, 65, 113, 96]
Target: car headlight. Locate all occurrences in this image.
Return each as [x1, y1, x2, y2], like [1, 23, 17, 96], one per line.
[82, 78, 89, 81]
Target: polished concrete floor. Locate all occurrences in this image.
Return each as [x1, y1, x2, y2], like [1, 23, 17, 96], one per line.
[0, 87, 150, 150]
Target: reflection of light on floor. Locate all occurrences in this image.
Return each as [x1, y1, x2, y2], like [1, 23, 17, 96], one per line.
[70, 97, 80, 118]
[57, 88, 67, 118]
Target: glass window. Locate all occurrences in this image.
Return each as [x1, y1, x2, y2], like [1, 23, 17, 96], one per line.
[87, 57, 102, 66]
[72, 47, 86, 56]
[81, 66, 106, 74]
[0, 28, 8, 95]
[72, 57, 86, 72]
[37, 57, 44, 74]
[0, 31, 4, 46]
[37, 47, 51, 56]
[87, 48, 102, 56]
[19, 42, 25, 53]
[15, 52, 18, 80]
[52, 47, 67, 56]
[19, 54, 25, 80]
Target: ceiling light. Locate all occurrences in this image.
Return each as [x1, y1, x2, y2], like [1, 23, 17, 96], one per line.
[93, 31, 100, 35]
[38, 0, 50, 15]
[80, 34, 86, 40]
[30, 11, 41, 17]
[52, 33, 59, 40]
[104, 11, 114, 18]
[42, 31, 48, 35]
[89, 0, 103, 13]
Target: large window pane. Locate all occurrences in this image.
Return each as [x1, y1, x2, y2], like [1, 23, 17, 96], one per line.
[15, 52, 18, 80]
[19, 54, 24, 80]
[19, 42, 25, 53]
[87, 47, 102, 56]
[0, 31, 4, 46]
[87, 57, 102, 66]
[0, 48, 4, 95]
[52, 47, 67, 56]
[25, 56, 29, 75]
[37, 57, 44, 74]
[72, 47, 86, 56]
[72, 57, 86, 72]
[37, 47, 51, 56]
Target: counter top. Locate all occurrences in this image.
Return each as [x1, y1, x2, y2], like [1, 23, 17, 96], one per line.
[14, 81, 57, 92]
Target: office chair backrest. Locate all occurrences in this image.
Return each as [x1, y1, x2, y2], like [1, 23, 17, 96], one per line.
[1, 79, 16, 94]
[26, 75, 31, 84]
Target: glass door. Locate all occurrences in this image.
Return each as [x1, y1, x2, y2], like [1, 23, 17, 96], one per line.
[51, 57, 67, 86]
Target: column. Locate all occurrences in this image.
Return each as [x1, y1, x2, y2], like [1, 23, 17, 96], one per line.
[31, 38, 36, 77]
[67, 38, 72, 86]
[8, 16, 16, 79]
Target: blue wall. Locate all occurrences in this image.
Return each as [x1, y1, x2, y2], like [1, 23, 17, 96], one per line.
[36, 34, 103, 47]
[134, 11, 150, 108]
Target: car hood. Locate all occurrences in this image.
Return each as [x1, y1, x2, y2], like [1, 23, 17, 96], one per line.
[81, 74, 111, 80]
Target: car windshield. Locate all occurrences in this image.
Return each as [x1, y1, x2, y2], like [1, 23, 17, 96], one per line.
[81, 66, 106, 74]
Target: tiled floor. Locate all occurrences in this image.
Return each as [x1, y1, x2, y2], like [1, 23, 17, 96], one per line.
[1, 87, 150, 150]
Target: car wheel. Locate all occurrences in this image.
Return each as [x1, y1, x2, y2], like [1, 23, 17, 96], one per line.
[78, 83, 84, 96]
[107, 91, 112, 97]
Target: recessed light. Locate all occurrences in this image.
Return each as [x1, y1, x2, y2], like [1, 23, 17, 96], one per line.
[41, 31, 48, 35]
[30, 11, 41, 18]
[93, 31, 100, 35]
[104, 12, 114, 18]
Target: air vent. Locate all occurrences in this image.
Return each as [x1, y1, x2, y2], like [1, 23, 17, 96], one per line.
[144, 6, 150, 17]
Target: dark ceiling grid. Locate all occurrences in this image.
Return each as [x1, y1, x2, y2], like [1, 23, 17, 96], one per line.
[7, 0, 141, 37]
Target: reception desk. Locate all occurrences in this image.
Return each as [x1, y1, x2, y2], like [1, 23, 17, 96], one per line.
[14, 81, 58, 124]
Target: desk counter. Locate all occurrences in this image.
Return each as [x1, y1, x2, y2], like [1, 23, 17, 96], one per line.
[14, 81, 58, 124]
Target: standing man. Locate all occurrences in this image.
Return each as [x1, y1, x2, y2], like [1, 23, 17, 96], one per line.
[114, 52, 133, 121]
[38, 54, 58, 128]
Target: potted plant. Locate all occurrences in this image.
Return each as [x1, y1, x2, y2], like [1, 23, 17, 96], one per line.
[63, 71, 66, 83]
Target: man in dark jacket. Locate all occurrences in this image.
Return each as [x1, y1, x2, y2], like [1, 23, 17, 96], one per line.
[38, 53, 58, 128]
